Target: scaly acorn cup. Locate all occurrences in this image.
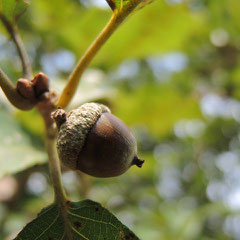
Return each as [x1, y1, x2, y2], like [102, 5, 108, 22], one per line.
[52, 103, 144, 178]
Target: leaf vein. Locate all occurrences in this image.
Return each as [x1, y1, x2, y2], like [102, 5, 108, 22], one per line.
[71, 226, 90, 240]
[67, 211, 119, 231]
[34, 210, 60, 240]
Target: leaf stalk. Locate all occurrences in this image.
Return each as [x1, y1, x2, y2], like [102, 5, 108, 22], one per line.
[57, 0, 143, 108]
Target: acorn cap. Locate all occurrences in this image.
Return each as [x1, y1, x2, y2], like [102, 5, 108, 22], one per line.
[56, 103, 111, 170]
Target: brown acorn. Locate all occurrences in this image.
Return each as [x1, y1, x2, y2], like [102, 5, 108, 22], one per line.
[52, 103, 144, 178]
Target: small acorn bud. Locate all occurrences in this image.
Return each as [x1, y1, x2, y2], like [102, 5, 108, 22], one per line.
[17, 78, 36, 102]
[16, 72, 50, 103]
[52, 103, 144, 178]
[31, 72, 49, 97]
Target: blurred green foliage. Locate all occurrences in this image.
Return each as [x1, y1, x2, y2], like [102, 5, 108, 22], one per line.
[0, 0, 240, 239]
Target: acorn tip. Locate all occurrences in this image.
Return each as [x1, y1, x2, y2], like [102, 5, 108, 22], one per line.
[133, 156, 145, 168]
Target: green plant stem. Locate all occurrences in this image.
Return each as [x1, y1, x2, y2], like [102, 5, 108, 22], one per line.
[45, 125, 73, 239]
[57, 6, 138, 108]
[57, 13, 118, 108]
[0, 68, 35, 110]
[0, 15, 33, 80]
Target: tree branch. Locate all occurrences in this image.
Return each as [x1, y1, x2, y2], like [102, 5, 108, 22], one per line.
[0, 15, 33, 80]
[36, 90, 72, 239]
[45, 123, 73, 239]
[57, 2, 140, 108]
[45, 127, 66, 202]
[0, 68, 35, 110]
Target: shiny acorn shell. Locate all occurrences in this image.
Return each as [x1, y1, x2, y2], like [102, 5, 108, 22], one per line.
[54, 103, 144, 178]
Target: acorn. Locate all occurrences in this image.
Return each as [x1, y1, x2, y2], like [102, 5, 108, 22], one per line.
[52, 103, 144, 178]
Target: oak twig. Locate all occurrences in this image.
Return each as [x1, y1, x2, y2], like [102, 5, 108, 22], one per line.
[45, 126, 73, 240]
[0, 68, 35, 110]
[57, 1, 141, 108]
[0, 15, 33, 80]
[37, 90, 72, 239]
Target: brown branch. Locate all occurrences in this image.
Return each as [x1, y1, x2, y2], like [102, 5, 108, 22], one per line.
[0, 15, 33, 80]
[45, 127, 73, 240]
[40, 105, 73, 239]
[36, 89, 72, 239]
[0, 68, 35, 110]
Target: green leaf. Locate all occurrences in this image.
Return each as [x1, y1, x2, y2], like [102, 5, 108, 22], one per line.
[106, 0, 155, 11]
[0, 110, 46, 179]
[106, 0, 132, 10]
[137, 0, 155, 10]
[14, 0, 29, 19]
[0, 0, 29, 22]
[15, 200, 139, 240]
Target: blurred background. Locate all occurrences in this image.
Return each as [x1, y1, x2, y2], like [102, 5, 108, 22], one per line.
[0, 0, 240, 239]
